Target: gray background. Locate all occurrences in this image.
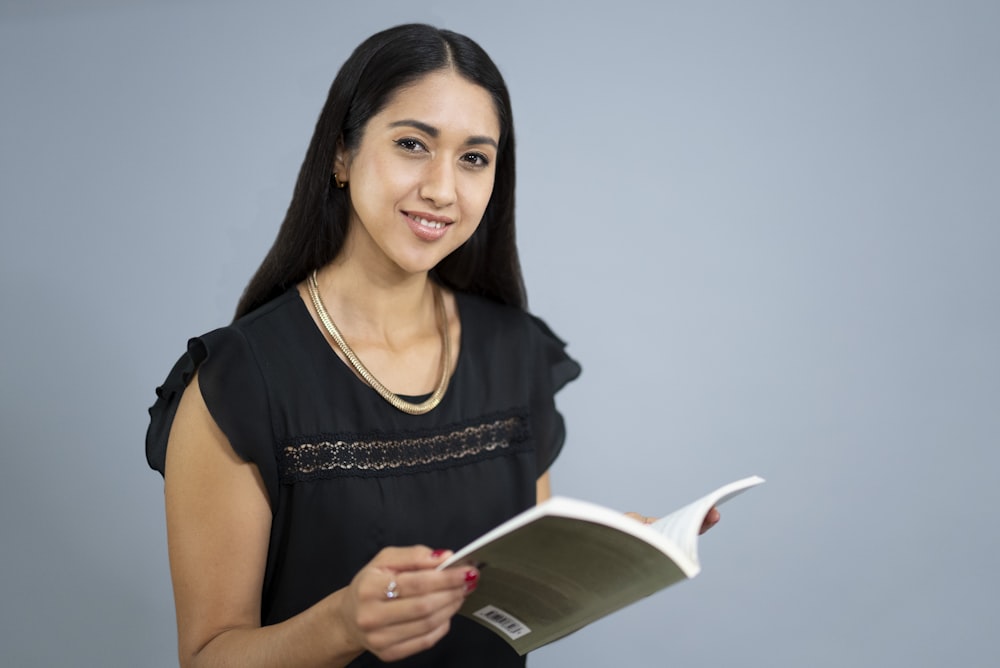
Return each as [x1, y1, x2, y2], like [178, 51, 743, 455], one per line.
[2, 1, 997, 666]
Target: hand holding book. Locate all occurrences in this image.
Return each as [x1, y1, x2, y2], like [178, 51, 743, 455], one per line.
[625, 505, 721, 534]
[439, 476, 765, 654]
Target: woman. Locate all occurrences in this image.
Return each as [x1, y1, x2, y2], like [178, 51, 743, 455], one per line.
[147, 24, 581, 666]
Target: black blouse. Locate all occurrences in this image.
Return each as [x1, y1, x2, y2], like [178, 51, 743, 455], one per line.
[146, 288, 581, 666]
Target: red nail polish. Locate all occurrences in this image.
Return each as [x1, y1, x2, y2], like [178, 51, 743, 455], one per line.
[431, 549, 447, 558]
[464, 570, 479, 593]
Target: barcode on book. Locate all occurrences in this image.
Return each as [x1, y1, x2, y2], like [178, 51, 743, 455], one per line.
[473, 605, 532, 639]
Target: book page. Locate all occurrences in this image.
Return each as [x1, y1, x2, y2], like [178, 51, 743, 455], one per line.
[650, 475, 765, 567]
[441, 496, 691, 572]
[438, 476, 764, 654]
[450, 515, 691, 654]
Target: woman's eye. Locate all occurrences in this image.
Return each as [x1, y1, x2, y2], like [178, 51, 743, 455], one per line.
[461, 152, 490, 168]
[394, 138, 426, 153]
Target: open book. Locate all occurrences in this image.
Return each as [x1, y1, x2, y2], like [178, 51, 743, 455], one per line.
[438, 475, 764, 655]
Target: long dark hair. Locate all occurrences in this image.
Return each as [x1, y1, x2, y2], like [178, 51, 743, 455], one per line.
[234, 24, 524, 319]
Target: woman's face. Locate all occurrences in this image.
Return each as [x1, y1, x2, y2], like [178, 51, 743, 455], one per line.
[337, 70, 500, 278]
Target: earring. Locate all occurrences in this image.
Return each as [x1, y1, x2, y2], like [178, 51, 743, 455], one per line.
[333, 173, 347, 189]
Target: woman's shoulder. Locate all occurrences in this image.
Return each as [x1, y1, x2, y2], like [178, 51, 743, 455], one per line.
[145, 290, 302, 498]
[179, 288, 312, 367]
[455, 291, 569, 347]
[228, 287, 304, 334]
[454, 290, 519, 323]
[455, 291, 580, 387]
[160, 288, 305, 375]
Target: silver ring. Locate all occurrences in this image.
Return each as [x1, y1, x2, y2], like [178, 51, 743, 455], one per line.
[385, 580, 399, 600]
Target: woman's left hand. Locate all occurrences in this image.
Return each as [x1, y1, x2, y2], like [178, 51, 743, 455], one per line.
[699, 507, 721, 534]
[626, 506, 721, 535]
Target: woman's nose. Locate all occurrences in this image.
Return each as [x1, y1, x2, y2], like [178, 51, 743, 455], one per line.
[418, 159, 457, 208]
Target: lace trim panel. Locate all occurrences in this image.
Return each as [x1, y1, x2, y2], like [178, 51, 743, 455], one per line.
[279, 411, 531, 483]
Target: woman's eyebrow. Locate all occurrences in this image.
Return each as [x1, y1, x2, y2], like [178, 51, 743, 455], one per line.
[388, 119, 498, 149]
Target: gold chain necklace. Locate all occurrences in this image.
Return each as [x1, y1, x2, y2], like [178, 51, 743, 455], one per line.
[307, 271, 451, 415]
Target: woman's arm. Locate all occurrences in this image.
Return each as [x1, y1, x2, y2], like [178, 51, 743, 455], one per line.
[535, 471, 552, 504]
[164, 375, 475, 667]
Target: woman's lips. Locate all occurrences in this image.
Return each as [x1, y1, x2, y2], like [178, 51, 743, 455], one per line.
[403, 211, 452, 241]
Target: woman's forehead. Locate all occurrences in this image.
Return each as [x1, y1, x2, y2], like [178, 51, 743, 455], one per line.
[376, 71, 501, 139]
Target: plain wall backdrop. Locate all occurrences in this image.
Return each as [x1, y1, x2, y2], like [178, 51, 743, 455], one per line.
[1, 1, 998, 666]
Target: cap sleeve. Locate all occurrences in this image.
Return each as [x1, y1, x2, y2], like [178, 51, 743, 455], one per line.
[527, 314, 582, 474]
[145, 326, 278, 506]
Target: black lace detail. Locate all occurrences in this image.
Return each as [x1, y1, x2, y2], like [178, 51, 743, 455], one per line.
[278, 411, 531, 483]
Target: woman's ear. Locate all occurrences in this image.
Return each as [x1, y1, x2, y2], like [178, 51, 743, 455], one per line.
[333, 138, 350, 183]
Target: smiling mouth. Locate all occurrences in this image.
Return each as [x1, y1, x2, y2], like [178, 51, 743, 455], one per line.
[406, 213, 451, 229]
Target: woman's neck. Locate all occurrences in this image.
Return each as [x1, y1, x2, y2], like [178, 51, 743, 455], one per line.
[311, 258, 438, 350]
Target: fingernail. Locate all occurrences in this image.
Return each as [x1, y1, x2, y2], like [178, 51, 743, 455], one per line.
[464, 570, 479, 593]
[431, 549, 448, 558]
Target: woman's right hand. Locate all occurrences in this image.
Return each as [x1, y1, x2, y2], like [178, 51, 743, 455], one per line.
[336, 546, 479, 662]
